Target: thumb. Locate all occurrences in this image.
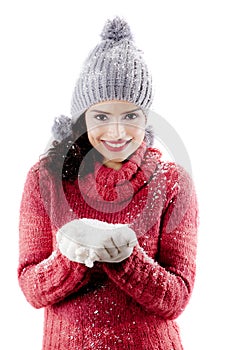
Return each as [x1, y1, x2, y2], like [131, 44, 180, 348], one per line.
[111, 227, 137, 249]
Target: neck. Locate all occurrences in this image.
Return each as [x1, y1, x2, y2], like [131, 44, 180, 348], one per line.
[103, 160, 123, 170]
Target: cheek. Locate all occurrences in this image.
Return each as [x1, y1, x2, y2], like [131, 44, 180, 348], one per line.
[85, 117, 101, 144]
[128, 125, 145, 140]
[87, 131, 98, 146]
[87, 126, 105, 147]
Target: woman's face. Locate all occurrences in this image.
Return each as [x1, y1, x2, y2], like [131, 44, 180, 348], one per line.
[85, 100, 146, 170]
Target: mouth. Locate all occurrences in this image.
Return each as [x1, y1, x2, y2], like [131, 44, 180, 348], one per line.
[101, 139, 132, 152]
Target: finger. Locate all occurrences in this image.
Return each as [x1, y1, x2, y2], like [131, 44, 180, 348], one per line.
[111, 232, 128, 249]
[84, 257, 94, 268]
[127, 238, 138, 248]
[75, 246, 89, 260]
[112, 228, 137, 249]
[103, 245, 120, 259]
[95, 247, 116, 261]
[66, 243, 80, 261]
[109, 247, 134, 263]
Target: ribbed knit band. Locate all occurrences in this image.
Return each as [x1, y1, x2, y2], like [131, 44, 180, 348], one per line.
[70, 17, 153, 122]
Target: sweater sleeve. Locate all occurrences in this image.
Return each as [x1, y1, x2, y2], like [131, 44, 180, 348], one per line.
[18, 164, 90, 309]
[102, 165, 198, 320]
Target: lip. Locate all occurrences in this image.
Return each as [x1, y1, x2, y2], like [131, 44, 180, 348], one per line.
[101, 139, 132, 152]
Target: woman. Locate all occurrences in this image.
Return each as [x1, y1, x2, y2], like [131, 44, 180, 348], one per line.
[18, 17, 198, 349]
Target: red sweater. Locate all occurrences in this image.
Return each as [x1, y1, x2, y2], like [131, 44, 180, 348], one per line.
[18, 143, 198, 349]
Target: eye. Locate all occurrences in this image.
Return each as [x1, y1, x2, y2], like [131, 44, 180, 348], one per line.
[95, 114, 108, 121]
[125, 113, 138, 120]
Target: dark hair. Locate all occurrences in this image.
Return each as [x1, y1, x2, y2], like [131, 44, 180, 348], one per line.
[40, 112, 154, 182]
[40, 113, 102, 182]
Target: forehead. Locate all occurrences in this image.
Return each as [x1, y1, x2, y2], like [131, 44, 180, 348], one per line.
[87, 100, 140, 114]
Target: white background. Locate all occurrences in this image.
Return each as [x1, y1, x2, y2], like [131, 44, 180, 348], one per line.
[1, 1, 233, 349]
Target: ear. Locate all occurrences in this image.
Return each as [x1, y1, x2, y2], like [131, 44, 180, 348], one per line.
[144, 125, 154, 147]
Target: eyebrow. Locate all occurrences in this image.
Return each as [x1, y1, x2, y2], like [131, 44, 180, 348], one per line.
[89, 108, 141, 115]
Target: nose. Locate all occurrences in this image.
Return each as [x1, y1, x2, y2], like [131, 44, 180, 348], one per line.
[106, 121, 126, 139]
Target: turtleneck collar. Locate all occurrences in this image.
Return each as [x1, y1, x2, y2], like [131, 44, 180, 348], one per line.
[78, 142, 161, 205]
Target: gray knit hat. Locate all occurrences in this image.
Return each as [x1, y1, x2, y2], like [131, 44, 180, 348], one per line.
[52, 17, 154, 141]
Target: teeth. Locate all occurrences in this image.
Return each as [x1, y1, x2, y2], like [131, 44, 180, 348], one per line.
[105, 141, 127, 148]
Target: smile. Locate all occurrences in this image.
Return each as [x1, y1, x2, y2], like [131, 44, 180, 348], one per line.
[101, 140, 132, 152]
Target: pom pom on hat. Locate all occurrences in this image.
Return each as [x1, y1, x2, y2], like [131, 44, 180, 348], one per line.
[100, 16, 133, 42]
[52, 115, 72, 141]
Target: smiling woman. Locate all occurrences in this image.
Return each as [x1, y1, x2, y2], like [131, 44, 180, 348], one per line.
[85, 101, 146, 170]
[18, 16, 198, 350]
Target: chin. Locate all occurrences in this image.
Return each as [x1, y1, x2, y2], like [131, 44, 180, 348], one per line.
[104, 156, 126, 163]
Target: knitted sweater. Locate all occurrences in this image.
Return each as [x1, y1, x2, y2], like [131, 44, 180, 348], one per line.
[18, 143, 198, 350]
